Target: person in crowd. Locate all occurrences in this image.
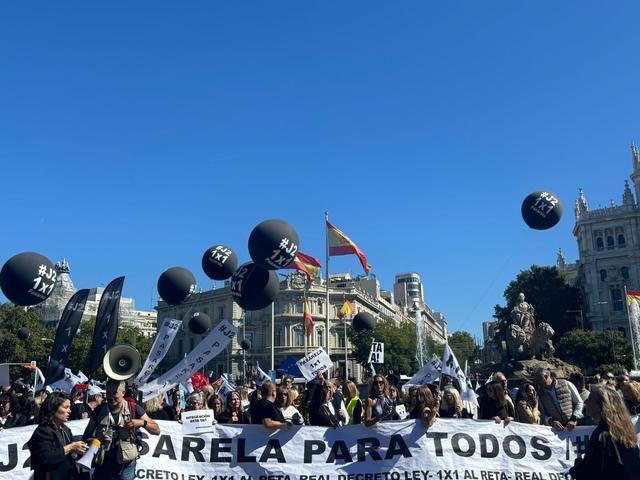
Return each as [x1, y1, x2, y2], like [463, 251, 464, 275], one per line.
[620, 380, 640, 416]
[327, 380, 349, 425]
[143, 395, 171, 421]
[308, 382, 340, 427]
[479, 380, 515, 423]
[251, 381, 289, 429]
[343, 381, 363, 425]
[616, 374, 630, 391]
[494, 372, 515, 408]
[208, 394, 225, 420]
[439, 387, 468, 418]
[365, 375, 394, 426]
[185, 392, 207, 412]
[569, 373, 590, 402]
[281, 375, 295, 391]
[27, 393, 89, 480]
[200, 385, 216, 407]
[218, 391, 251, 424]
[409, 385, 438, 427]
[0, 392, 26, 429]
[514, 381, 540, 424]
[83, 379, 160, 480]
[534, 369, 583, 431]
[87, 386, 105, 414]
[602, 372, 616, 390]
[427, 383, 441, 404]
[569, 384, 640, 479]
[169, 388, 184, 419]
[294, 385, 312, 425]
[240, 387, 251, 412]
[276, 387, 304, 425]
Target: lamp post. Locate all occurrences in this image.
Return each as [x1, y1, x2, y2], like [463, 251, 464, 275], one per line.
[565, 309, 584, 329]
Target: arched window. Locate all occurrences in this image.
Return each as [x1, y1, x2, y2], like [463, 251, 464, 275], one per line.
[611, 288, 624, 311]
[607, 236, 615, 249]
[600, 269, 607, 281]
[618, 234, 626, 248]
[596, 238, 604, 251]
[316, 329, 324, 347]
[622, 267, 630, 280]
[294, 328, 304, 347]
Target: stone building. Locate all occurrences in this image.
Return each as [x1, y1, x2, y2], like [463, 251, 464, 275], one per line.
[156, 271, 447, 382]
[559, 145, 640, 338]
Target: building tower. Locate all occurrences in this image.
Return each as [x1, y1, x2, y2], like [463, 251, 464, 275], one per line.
[33, 259, 77, 328]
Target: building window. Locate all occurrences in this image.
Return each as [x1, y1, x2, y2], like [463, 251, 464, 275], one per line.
[622, 267, 630, 280]
[611, 288, 624, 311]
[294, 328, 304, 347]
[618, 234, 626, 248]
[316, 329, 324, 347]
[338, 331, 346, 348]
[218, 306, 225, 320]
[318, 302, 323, 315]
[275, 327, 283, 346]
[600, 269, 607, 281]
[294, 303, 302, 314]
[596, 238, 604, 251]
[607, 236, 615, 249]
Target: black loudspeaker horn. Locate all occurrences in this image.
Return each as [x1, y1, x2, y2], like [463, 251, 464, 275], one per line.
[103, 344, 141, 381]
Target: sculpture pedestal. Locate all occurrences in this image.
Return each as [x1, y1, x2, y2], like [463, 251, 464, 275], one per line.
[509, 358, 581, 380]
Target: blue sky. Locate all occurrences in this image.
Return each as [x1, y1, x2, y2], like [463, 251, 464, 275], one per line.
[1, 2, 639, 339]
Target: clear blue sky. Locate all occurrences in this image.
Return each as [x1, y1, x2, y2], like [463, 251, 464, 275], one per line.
[1, 2, 639, 340]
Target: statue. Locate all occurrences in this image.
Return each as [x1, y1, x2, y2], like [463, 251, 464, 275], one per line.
[497, 293, 555, 362]
[511, 293, 535, 334]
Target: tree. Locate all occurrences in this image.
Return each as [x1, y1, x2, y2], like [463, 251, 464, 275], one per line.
[448, 331, 477, 367]
[494, 265, 581, 340]
[0, 303, 52, 366]
[556, 329, 633, 374]
[348, 321, 418, 376]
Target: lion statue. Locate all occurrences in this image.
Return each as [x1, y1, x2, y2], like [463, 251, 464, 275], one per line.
[505, 324, 531, 360]
[531, 322, 555, 359]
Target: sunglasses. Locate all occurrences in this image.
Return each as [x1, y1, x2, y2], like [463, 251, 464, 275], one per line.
[374, 381, 384, 385]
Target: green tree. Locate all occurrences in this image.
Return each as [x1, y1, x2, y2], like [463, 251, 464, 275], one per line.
[556, 329, 633, 373]
[0, 303, 52, 367]
[494, 265, 581, 340]
[348, 321, 417, 375]
[448, 331, 477, 367]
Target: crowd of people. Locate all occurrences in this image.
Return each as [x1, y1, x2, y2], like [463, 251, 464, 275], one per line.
[1, 368, 639, 479]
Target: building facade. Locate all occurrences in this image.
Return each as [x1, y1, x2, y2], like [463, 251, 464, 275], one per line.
[560, 145, 640, 338]
[157, 271, 448, 382]
[33, 260, 157, 335]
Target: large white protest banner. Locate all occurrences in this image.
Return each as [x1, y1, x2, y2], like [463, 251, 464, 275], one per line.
[3, 418, 639, 480]
[139, 320, 237, 401]
[297, 347, 333, 380]
[135, 318, 182, 386]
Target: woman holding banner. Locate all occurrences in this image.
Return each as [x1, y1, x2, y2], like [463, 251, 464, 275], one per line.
[569, 384, 640, 479]
[218, 391, 251, 424]
[365, 375, 394, 426]
[27, 393, 89, 480]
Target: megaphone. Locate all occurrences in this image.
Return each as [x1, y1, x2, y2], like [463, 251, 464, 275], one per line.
[77, 439, 101, 470]
[103, 344, 141, 381]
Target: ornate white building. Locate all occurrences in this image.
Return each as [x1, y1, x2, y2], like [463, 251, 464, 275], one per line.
[559, 145, 640, 338]
[157, 271, 448, 382]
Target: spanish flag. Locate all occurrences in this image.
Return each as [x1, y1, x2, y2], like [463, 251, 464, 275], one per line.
[627, 290, 640, 310]
[303, 299, 313, 337]
[286, 252, 322, 283]
[337, 300, 354, 319]
[327, 221, 372, 274]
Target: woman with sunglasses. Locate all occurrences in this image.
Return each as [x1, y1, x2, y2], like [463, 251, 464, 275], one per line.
[365, 375, 393, 426]
[276, 387, 304, 425]
[217, 391, 250, 424]
[27, 393, 89, 480]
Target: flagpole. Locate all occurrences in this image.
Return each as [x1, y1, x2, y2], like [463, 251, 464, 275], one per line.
[271, 302, 275, 372]
[304, 289, 308, 356]
[625, 286, 639, 370]
[325, 211, 331, 359]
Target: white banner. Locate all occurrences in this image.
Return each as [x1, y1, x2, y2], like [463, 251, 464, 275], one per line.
[368, 342, 385, 364]
[3, 418, 639, 480]
[297, 347, 333, 380]
[139, 320, 237, 401]
[135, 318, 182, 386]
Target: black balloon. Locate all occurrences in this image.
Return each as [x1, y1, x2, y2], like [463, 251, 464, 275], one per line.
[521, 191, 563, 230]
[202, 245, 238, 280]
[230, 262, 279, 311]
[16, 327, 30, 341]
[157, 267, 196, 305]
[248, 219, 300, 270]
[189, 312, 211, 335]
[0, 252, 56, 306]
[353, 311, 376, 333]
[240, 338, 252, 350]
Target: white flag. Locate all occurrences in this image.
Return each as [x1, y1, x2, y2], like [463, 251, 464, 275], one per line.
[135, 318, 182, 386]
[402, 354, 442, 393]
[33, 367, 45, 393]
[255, 362, 271, 386]
[440, 344, 468, 395]
[217, 376, 237, 402]
[51, 369, 84, 393]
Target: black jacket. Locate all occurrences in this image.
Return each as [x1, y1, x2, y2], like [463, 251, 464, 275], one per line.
[28, 423, 79, 480]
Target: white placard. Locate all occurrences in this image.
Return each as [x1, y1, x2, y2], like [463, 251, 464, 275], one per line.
[395, 404, 408, 419]
[180, 409, 215, 435]
[296, 347, 333, 380]
[0, 364, 9, 386]
[368, 342, 384, 364]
